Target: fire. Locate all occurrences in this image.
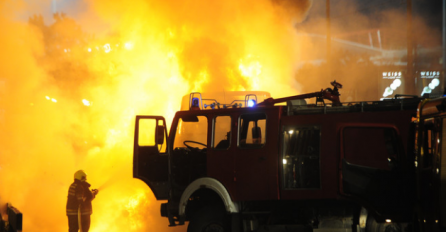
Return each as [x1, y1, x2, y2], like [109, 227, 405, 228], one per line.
[239, 55, 263, 90]
[0, 0, 312, 231]
[82, 99, 91, 106]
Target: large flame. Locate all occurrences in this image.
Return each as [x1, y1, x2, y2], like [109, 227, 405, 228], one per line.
[1, 0, 441, 230]
[0, 0, 312, 231]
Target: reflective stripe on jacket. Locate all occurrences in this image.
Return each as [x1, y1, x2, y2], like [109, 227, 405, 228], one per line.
[66, 180, 95, 215]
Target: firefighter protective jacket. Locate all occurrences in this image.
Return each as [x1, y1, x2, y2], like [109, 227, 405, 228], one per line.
[66, 180, 95, 216]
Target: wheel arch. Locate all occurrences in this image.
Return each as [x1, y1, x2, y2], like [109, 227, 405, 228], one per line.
[179, 177, 239, 217]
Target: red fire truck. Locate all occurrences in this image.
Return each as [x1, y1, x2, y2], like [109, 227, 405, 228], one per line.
[133, 81, 423, 232]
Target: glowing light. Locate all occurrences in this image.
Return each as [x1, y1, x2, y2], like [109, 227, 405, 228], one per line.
[432, 78, 440, 87]
[436, 220, 439, 223]
[288, 130, 294, 134]
[45, 96, 50, 100]
[283, 159, 287, 164]
[429, 83, 436, 89]
[421, 78, 440, 96]
[124, 42, 134, 50]
[415, 161, 418, 167]
[239, 57, 262, 89]
[390, 79, 401, 90]
[421, 86, 432, 96]
[384, 79, 402, 96]
[385, 219, 392, 223]
[88, 48, 92, 52]
[383, 87, 394, 97]
[51, 98, 57, 103]
[104, 43, 111, 53]
[82, 99, 91, 106]
[437, 168, 440, 174]
[247, 99, 256, 107]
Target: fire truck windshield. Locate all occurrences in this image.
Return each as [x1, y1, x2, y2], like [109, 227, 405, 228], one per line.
[173, 116, 208, 150]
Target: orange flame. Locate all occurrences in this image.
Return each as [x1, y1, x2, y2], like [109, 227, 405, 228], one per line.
[0, 0, 313, 231]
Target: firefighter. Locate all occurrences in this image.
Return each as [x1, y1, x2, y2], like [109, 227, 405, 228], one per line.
[66, 170, 99, 232]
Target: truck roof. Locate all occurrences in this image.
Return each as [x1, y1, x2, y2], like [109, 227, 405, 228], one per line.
[177, 97, 422, 117]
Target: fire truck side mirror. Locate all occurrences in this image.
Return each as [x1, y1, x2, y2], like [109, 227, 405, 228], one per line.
[156, 125, 165, 145]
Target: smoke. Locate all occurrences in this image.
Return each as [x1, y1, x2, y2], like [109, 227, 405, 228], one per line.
[294, 0, 442, 101]
[1, 0, 440, 231]
[0, 0, 312, 231]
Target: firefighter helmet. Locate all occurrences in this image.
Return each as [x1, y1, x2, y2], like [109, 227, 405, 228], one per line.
[74, 170, 87, 181]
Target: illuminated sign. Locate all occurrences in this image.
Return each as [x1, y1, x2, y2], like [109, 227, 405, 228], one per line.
[417, 70, 442, 96]
[420, 71, 440, 79]
[382, 71, 402, 79]
[382, 71, 403, 97]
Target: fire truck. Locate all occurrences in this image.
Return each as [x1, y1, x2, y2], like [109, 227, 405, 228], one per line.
[133, 81, 424, 232]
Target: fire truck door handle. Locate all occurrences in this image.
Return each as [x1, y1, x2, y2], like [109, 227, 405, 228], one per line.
[259, 156, 266, 161]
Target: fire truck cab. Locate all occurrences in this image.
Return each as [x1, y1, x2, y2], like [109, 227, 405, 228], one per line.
[134, 82, 421, 232]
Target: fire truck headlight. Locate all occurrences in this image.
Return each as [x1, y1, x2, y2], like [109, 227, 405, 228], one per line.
[247, 99, 256, 107]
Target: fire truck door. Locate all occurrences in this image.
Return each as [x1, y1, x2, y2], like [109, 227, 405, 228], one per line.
[133, 116, 169, 200]
[235, 112, 272, 200]
[341, 125, 409, 216]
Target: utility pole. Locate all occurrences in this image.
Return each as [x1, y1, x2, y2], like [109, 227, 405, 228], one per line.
[443, 0, 446, 94]
[326, 0, 331, 75]
[406, 0, 415, 94]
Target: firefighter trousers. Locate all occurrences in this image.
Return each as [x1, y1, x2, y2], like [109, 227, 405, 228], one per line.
[68, 215, 90, 232]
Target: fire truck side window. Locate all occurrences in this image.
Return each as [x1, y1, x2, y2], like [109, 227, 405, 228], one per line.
[282, 126, 321, 189]
[238, 113, 266, 148]
[173, 116, 208, 149]
[343, 127, 399, 170]
[138, 119, 157, 146]
[213, 116, 231, 150]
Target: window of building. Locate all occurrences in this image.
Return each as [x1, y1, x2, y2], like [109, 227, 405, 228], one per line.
[173, 116, 208, 149]
[238, 113, 266, 148]
[213, 116, 231, 150]
[282, 126, 321, 189]
[343, 127, 399, 170]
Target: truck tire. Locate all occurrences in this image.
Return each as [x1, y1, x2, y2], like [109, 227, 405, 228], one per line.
[187, 205, 229, 232]
[366, 215, 401, 232]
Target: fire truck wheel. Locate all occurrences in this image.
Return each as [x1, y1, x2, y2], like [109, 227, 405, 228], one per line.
[366, 215, 402, 232]
[187, 205, 229, 232]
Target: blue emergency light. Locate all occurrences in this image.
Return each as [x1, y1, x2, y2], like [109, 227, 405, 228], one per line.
[247, 99, 256, 107]
[192, 98, 200, 108]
